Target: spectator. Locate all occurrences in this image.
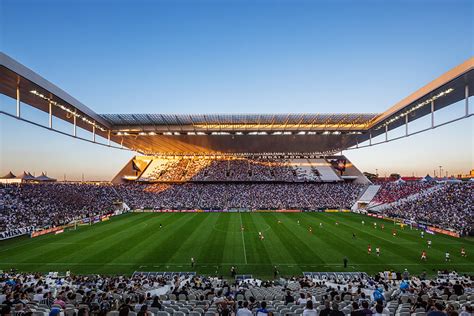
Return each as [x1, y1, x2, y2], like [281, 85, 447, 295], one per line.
[236, 301, 252, 316]
[303, 300, 318, 316]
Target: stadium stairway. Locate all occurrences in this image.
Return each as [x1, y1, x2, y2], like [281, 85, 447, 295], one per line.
[368, 184, 443, 212]
[351, 184, 380, 211]
[310, 159, 342, 182]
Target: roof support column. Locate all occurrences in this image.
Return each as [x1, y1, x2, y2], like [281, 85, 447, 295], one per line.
[48, 101, 53, 129]
[107, 130, 111, 146]
[465, 84, 469, 116]
[385, 125, 388, 142]
[431, 100, 435, 128]
[405, 115, 408, 136]
[369, 131, 372, 146]
[16, 81, 20, 118]
[73, 111, 77, 137]
[92, 124, 96, 142]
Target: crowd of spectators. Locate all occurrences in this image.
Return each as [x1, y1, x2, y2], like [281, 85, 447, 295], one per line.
[141, 157, 315, 182]
[0, 269, 472, 316]
[1, 180, 472, 234]
[382, 183, 473, 234]
[372, 182, 435, 205]
[0, 183, 119, 233]
[115, 183, 365, 210]
[0, 182, 363, 233]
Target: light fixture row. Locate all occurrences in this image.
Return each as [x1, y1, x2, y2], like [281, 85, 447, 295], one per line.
[30, 90, 107, 132]
[375, 88, 454, 131]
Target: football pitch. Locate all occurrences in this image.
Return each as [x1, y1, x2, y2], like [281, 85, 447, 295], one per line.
[0, 212, 472, 278]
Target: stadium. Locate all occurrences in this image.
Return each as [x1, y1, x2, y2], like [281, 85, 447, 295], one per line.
[0, 1, 473, 316]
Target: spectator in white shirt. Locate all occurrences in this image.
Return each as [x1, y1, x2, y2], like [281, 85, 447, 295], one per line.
[236, 301, 253, 316]
[303, 300, 318, 316]
[298, 293, 307, 305]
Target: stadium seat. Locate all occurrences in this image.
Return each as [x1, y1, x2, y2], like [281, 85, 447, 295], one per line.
[164, 307, 175, 314]
[64, 309, 75, 316]
[290, 305, 301, 311]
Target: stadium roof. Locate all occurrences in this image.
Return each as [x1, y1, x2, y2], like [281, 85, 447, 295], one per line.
[100, 113, 378, 130]
[1, 53, 473, 154]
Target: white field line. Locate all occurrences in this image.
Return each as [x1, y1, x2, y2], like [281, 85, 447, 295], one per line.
[240, 212, 248, 264]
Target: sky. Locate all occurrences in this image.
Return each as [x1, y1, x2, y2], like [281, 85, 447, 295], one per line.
[0, 0, 473, 180]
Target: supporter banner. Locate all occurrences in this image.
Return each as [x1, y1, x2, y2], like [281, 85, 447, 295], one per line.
[367, 213, 384, 219]
[31, 226, 64, 238]
[325, 209, 351, 213]
[0, 226, 35, 240]
[81, 218, 91, 224]
[133, 209, 202, 213]
[427, 226, 460, 238]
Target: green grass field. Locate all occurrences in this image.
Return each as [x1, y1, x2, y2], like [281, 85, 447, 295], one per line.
[0, 212, 472, 278]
